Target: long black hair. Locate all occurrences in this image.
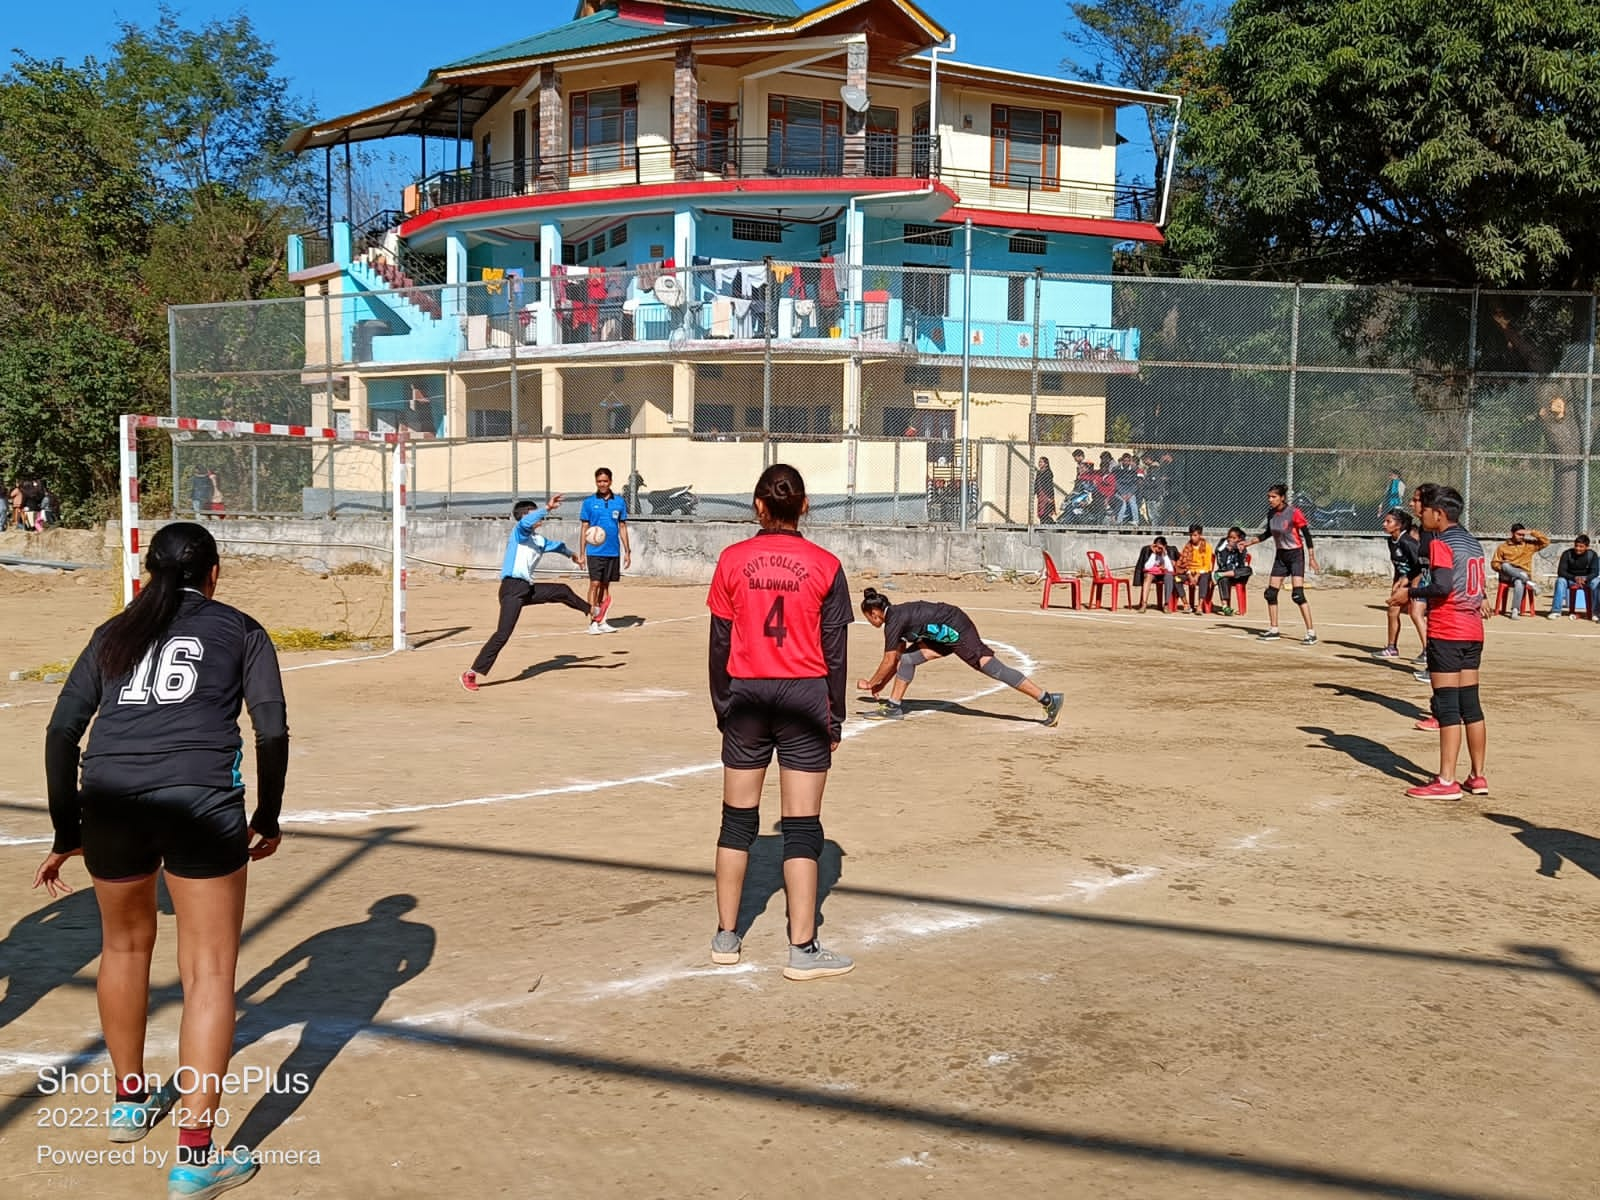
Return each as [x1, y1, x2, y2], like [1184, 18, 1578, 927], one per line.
[98, 523, 219, 680]
[753, 463, 806, 524]
[860, 587, 891, 616]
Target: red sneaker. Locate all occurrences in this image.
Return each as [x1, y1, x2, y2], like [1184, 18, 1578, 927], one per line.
[1413, 716, 1440, 731]
[459, 670, 479, 693]
[1405, 777, 1462, 800]
[1464, 775, 1489, 795]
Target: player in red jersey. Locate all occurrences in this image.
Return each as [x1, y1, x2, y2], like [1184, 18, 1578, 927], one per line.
[1242, 483, 1320, 644]
[706, 464, 854, 981]
[1405, 484, 1490, 800]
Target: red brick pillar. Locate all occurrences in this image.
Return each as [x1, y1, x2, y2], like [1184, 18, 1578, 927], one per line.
[673, 44, 698, 181]
[843, 37, 868, 177]
[537, 65, 566, 190]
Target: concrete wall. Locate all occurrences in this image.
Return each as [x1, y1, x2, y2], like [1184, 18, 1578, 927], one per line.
[109, 520, 1398, 585]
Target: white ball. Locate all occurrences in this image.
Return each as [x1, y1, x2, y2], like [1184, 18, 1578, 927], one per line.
[585, 526, 608, 546]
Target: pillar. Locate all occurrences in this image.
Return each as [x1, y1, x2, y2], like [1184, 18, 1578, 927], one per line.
[673, 44, 698, 180]
[540, 366, 565, 435]
[670, 361, 695, 433]
[443, 231, 468, 353]
[539, 221, 563, 346]
[673, 207, 696, 267]
[537, 65, 566, 190]
[843, 355, 862, 433]
[843, 35, 868, 177]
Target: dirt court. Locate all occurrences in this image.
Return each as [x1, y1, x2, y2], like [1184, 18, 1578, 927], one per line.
[0, 550, 1596, 1199]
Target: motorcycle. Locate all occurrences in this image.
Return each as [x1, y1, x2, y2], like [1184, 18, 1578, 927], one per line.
[1294, 492, 1360, 531]
[643, 484, 698, 517]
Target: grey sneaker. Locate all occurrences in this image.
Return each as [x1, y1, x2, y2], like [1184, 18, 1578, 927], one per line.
[1301, 631, 1319, 646]
[1411, 652, 1428, 665]
[784, 941, 855, 982]
[108, 1080, 177, 1143]
[1414, 669, 1432, 684]
[1041, 692, 1064, 727]
[1257, 628, 1281, 640]
[710, 930, 742, 965]
[866, 701, 904, 721]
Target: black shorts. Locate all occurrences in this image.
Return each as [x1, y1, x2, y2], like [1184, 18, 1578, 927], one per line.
[587, 555, 621, 584]
[1426, 639, 1484, 675]
[80, 786, 249, 881]
[1271, 548, 1306, 580]
[915, 617, 992, 669]
[720, 677, 833, 773]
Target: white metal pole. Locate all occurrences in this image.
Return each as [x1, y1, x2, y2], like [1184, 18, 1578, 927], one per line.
[119, 414, 141, 607]
[959, 217, 973, 530]
[392, 428, 409, 651]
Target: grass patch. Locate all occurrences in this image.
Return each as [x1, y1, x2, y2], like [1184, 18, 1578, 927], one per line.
[330, 561, 382, 577]
[268, 629, 366, 652]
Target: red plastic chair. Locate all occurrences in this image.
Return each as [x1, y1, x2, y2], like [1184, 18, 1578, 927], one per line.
[1494, 581, 1536, 617]
[1040, 551, 1082, 610]
[1086, 550, 1133, 611]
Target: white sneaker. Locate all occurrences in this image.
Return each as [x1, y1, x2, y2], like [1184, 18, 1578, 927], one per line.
[1547, 612, 1563, 620]
[587, 622, 604, 635]
[597, 621, 618, 633]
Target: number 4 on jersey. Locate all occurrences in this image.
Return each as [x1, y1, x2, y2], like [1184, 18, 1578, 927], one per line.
[762, 596, 788, 648]
[118, 638, 204, 705]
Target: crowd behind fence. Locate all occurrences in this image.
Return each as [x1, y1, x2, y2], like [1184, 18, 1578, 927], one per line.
[165, 268, 1600, 538]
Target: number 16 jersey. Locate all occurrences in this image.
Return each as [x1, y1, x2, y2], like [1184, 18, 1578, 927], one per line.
[707, 529, 852, 678]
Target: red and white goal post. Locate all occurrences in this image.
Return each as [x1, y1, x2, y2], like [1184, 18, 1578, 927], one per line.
[118, 414, 429, 652]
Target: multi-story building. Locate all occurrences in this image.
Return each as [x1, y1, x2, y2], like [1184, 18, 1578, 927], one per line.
[285, 0, 1177, 515]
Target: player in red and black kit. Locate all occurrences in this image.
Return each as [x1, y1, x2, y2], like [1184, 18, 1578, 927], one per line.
[706, 464, 855, 981]
[1242, 483, 1320, 644]
[31, 523, 284, 1199]
[1405, 484, 1490, 800]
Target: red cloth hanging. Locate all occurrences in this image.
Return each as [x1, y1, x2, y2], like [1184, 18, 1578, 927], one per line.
[818, 255, 838, 308]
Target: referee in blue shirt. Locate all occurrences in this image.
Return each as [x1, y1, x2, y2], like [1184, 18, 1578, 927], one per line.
[578, 467, 630, 634]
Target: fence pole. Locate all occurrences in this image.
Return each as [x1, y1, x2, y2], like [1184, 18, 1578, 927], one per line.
[1582, 293, 1596, 533]
[322, 291, 338, 518]
[1286, 283, 1301, 499]
[892, 439, 901, 524]
[1027, 266, 1042, 533]
[544, 434, 552, 499]
[250, 442, 259, 514]
[959, 217, 973, 530]
[392, 428, 409, 652]
[1464, 287, 1480, 526]
[446, 438, 454, 517]
[509, 286, 520, 502]
[762, 300, 773, 466]
[168, 307, 181, 515]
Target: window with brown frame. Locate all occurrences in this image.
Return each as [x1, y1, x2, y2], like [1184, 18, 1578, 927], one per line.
[990, 105, 1059, 191]
[866, 106, 898, 176]
[570, 85, 638, 175]
[697, 100, 736, 171]
[766, 95, 842, 175]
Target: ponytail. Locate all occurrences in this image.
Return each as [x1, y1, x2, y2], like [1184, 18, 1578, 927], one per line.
[98, 522, 219, 681]
[860, 587, 891, 616]
[753, 463, 806, 525]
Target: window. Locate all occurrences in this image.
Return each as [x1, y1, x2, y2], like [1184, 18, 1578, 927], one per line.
[904, 223, 952, 246]
[563, 412, 594, 435]
[605, 403, 632, 434]
[695, 363, 724, 379]
[610, 224, 628, 248]
[1007, 276, 1027, 322]
[695, 402, 734, 433]
[767, 95, 842, 175]
[903, 263, 948, 317]
[1009, 234, 1047, 256]
[744, 405, 763, 428]
[991, 105, 1060, 191]
[866, 106, 898, 176]
[1032, 413, 1075, 442]
[905, 364, 942, 387]
[512, 109, 529, 192]
[1039, 372, 1065, 394]
[732, 217, 784, 244]
[818, 220, 838, 246]
[469, 409, 512, 437]
[591, 235, 607, 258]
[697, 101, 736, 171]
[912, 101, 931, 177]
[561, 244, 575, 265]
[570, 86, 638, 175]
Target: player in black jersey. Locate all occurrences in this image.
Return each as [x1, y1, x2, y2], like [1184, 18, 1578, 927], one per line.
[1377, 507, 1427, 658]
[32, 523, 285, 1199]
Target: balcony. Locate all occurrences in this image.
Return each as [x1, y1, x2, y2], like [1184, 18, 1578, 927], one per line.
[936, 166, 1157, 223]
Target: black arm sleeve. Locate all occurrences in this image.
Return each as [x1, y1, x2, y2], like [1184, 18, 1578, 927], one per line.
[1300, 524, 1315, 551]
[241, 622, 289, 838]
[43, 638, 105, 855]
[709, 616, 733, 729]
[820, 565, 853, 741]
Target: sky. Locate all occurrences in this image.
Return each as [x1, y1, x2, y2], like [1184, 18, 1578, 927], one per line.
[2, 0, 1161, 181]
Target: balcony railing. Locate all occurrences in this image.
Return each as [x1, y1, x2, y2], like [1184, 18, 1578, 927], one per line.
[933, 166, 1156, 223]
[412, 135, 940, 212]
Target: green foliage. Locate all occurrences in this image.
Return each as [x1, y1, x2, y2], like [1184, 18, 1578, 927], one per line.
[1165, 0, 1600, 289]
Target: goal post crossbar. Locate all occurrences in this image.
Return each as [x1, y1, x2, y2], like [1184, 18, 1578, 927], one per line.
[119, 414, 430, 652]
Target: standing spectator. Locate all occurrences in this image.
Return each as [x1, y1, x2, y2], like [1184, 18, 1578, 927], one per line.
[1176, 523, 1215, 613]
[1489, 523, 1550, 619]
[189, 466, 213, 518]
[36, 487, 58, 531]
[20, 478, 43, 531]
[1381, 469, 1405, 520]
[1070, 448, 1089, 485]
[1138, 451, 1167, 524]
[8, 480, 24, 531]
[1094, 452, 1117, 521]
[1034, 456, 1057, 524]
[1549, 534, 1599, 619]
[577, 467, 630, 634]
[206, 470, 226, 519]
[1113, 453, 1140, 525]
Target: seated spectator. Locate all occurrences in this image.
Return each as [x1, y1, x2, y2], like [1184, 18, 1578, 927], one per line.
[1070, 448, 1090, 485]
[1550, 534, 1599, 619]
[1212, 526, 1253, 616]
[189, 464, 212, 516]
[1133, 536, 1175, 612]
[1176, 523, 1215, 613]
[1490, 523, 1551, 618]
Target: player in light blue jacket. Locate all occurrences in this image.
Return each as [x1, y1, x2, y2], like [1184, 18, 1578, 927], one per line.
[461, 495, 590, 691]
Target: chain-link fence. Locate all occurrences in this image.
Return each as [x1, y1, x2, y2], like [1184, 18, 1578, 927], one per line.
[167, 262, 1600, 536]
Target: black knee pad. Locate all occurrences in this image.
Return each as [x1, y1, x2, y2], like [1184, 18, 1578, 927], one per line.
[1290, 586, 1307, 606]
[780, 815, 823, 862]
[1458, 684, 1484, 724]
[1431, 687, 1463, 727]
[1262, 585, 1281, 604]
[716, 804, 759, 851]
